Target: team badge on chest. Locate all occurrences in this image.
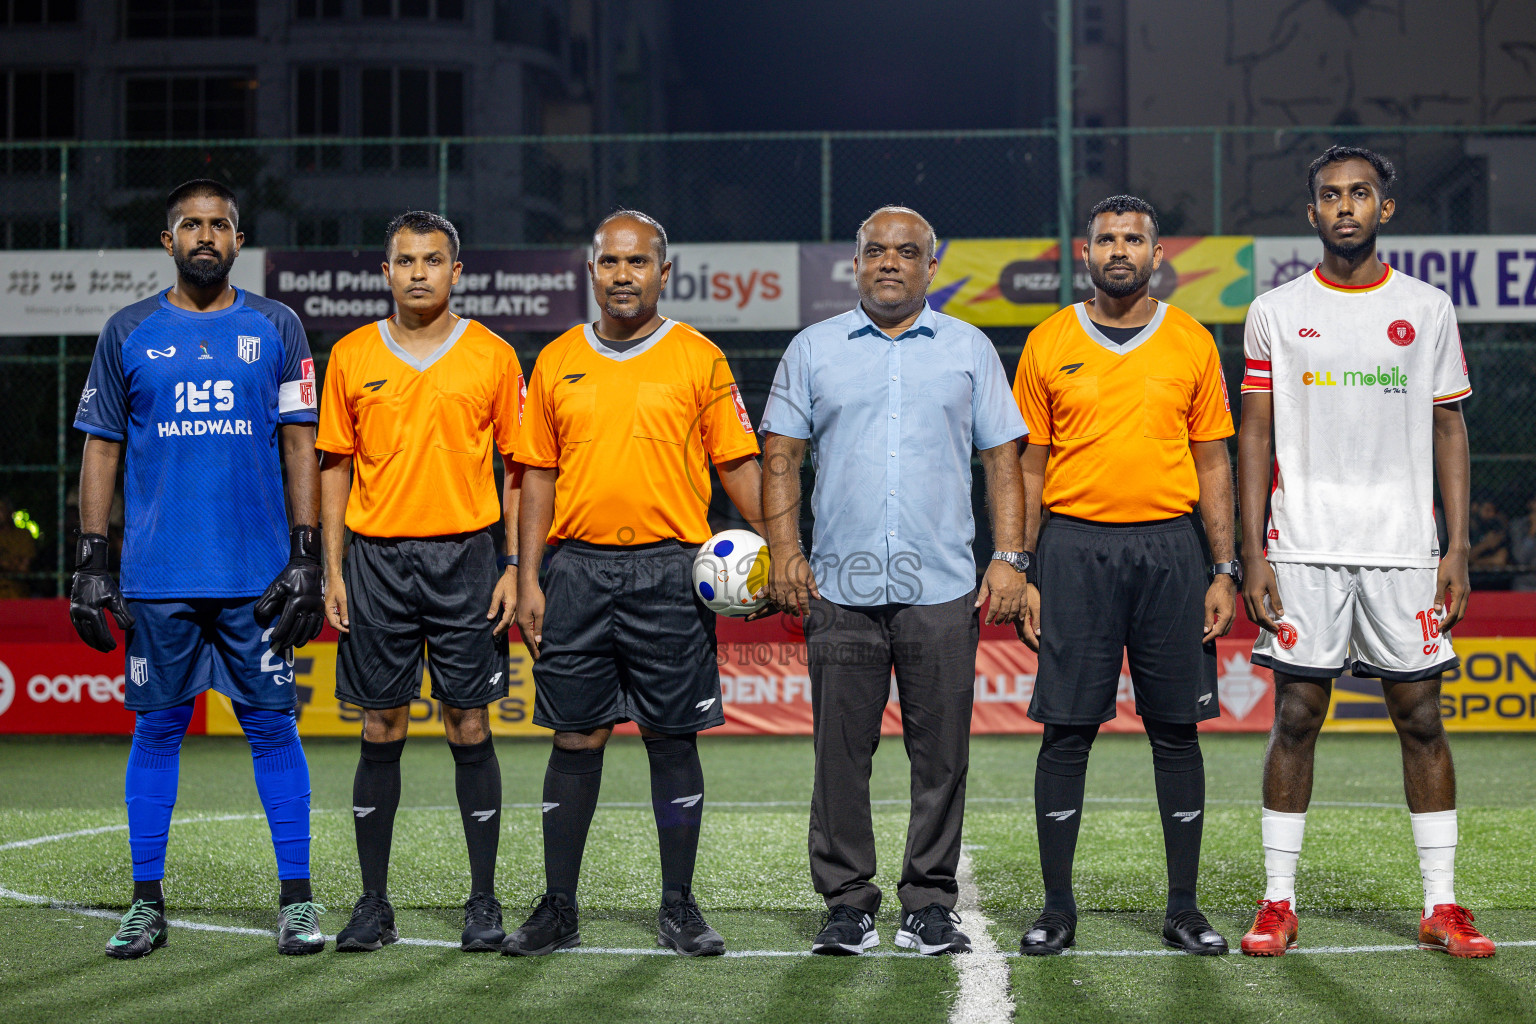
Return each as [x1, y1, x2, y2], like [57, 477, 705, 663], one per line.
[238, 335, 261, 363]
[1387, 320, 1415, 346]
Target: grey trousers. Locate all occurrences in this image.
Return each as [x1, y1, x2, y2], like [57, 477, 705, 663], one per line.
[806, 591, 980, 916]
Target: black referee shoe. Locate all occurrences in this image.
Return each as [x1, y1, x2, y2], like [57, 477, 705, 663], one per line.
[658, 888, 726, 956]
[1019, 910, 1076, 955]
[501, 893, 580, 957]
[811, 904, 879, 955]
[461, 892, 505, 952]
[1163, 908, 1229, 955]
[335, 892, 398, 952]
[895, 904, 971, 955]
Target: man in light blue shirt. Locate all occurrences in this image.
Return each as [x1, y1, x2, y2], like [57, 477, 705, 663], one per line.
[760, 206, 1030, 957]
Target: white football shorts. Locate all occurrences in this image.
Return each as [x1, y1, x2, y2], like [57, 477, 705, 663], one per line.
[1251, 562, 1458, 682]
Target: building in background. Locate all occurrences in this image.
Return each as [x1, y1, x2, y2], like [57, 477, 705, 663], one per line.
[1076, 0, 1536, 234]
[0, 0, 671, 249]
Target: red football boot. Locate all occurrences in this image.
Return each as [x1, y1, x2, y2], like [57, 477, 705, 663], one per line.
[1240, 899, 1298, 956]
[1419, 904, 1495, 958]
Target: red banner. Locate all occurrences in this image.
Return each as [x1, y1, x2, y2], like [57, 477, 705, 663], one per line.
[710, 635, 1274, 735]
[0, 642, 207, 735]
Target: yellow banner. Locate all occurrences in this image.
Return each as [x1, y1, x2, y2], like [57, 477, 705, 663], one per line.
[1324, 637, 1536, 732]
[205, 642, 550, 737]
[927, 236, 1255, 326]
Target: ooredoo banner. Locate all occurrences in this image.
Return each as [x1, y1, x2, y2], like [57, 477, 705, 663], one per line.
[265, 249, 587, 333]
[1254, 236, 1536, 322]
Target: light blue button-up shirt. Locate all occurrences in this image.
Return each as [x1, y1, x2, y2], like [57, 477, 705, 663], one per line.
[759, 303, 1027, 606]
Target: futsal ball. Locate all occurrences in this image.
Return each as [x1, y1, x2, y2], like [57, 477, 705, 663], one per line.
[692, 529, 771, 617]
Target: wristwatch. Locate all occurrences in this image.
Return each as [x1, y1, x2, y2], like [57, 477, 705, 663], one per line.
[498, 554, 519, 571]
[1211, 559, 1242, 585]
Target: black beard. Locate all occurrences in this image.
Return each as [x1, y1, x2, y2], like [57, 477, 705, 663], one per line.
[603, 297, 655, 321]
[174, 248, 237, 289]
[1317, 221, 1378, 263]
[1089, 260, 1152, 299]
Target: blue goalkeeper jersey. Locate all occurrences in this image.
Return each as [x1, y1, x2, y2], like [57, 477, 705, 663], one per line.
[74, 288, 319, 599]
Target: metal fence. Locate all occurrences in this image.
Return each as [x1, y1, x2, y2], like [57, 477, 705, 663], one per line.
[3, 123, 1536, 595]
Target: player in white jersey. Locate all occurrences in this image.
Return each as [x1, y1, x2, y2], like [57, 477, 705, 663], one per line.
[1236, 147, 1492, 959]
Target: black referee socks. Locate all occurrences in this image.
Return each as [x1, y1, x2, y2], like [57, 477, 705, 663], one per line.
[543, 745, 605, 902]
[644, 733, 705, 901]
[1034, 723, 1098, 917]
[353, 737, 406, 896]
[450, 737, 502, 895]
[1146, 720, 1205, 916]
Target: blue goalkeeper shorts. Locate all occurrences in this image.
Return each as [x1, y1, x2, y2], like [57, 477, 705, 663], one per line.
[122, 597, 298, 713]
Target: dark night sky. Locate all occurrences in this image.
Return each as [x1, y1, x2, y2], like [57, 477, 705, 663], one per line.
[666, 1, 1056, 132]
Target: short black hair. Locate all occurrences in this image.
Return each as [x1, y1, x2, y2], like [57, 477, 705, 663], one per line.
[592, 209, 668, 262]
[166, 179, 238, 230]
[1307, 145, 1396, 201]
[1086, 194, 1159, 241]
[385, 210, 460, 261]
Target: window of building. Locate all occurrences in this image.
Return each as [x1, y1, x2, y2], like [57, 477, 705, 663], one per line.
[293, 0, 341, 16]
[359, 67, 463, 169]
[0, 71, 75, 174]
[124, 74, 255, 138]
[295, 67, 342, 170]
[2, 0, 78, 23]
[124, 0, 256, 38]
[360, 0, 463, 19]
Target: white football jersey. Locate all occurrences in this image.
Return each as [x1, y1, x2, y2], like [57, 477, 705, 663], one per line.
[1242, 265, 1471, 568]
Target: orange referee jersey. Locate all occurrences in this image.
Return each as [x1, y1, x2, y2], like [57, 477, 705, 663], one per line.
[317, 316, 523, 538]
[513, 319, 760, 546]
[1014, 301, 1233, 522]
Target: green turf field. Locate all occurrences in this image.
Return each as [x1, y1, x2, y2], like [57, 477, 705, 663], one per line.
[0, 732, 1532, 1023]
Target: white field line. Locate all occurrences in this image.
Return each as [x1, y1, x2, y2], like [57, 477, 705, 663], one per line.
[951, 846, 1015, 1024]
[5, 817, 1532, 962]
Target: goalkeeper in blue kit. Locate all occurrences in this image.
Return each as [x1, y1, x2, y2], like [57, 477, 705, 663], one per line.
[71, 180, 327, 958]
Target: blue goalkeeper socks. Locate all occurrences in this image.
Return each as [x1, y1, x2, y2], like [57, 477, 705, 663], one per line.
[125, 702, 195, 884]
[234, 702, 313, 885]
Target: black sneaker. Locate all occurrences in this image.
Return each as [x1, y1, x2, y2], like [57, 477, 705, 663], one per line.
[335, 892, 398, 952]
[1163, 908, 1229, 955]
[811, 903, 879, 956]
[277, 901, 326, 955]
[657, 888, 725, 957]
[461, 892, 505, 952]
[105, 899, 168, 960]
[1019, 909, 1076, 956]
[500, 893, 579, 957]
[895, 903, 971, 955]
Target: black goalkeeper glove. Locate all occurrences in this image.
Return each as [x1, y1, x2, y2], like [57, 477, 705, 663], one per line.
[254, 525, 324, 655]
[69, 533, 135, 653]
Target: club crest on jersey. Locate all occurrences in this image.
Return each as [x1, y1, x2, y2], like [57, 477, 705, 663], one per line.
[129, 657, 148, 686]
[238, 335, 261, 363]
[1387, 319, 1415, 346]
[198, 340, 213, 360]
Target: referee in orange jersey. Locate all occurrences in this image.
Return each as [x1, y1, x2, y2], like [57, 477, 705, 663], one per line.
[1013, 196, 1237, 957]
[503, 210, 766, 958]
[316, 212, 523, 954]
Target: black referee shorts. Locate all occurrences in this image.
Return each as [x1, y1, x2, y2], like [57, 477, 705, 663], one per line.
[335, 530, 509, 711]
[532, 539, 724, 734]
[1030, 513, 1218, 726]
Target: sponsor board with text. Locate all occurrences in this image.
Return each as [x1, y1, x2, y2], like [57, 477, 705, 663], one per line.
[1325, 637, 1536, 732]
[0, 249, 265, 336]
[588, 243, 799, 330]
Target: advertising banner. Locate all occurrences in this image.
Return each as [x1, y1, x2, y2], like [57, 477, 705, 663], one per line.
[591, 243, 800, 330]
[266, 249, 587, 333]
[906, 236, 1255, 328]
[0, 645, 205, 735]
[0, 248, 265, 336]
[1325, 637, 1536, 732]
[1254, 236, 1536, 322]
